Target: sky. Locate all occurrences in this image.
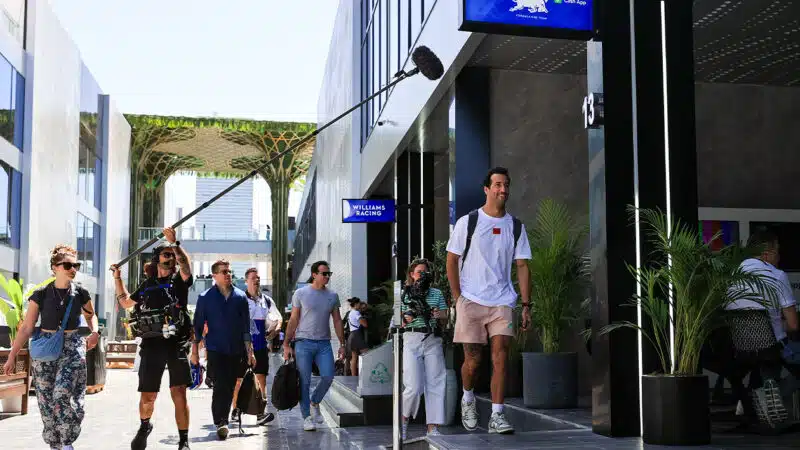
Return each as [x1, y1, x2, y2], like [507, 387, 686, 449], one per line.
[49, 0, 338, 221]
[49, 0, 340, 122]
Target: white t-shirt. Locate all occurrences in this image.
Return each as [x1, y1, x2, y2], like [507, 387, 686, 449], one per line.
[348, 309, 362, 331]
[726, 258, 796, 341]
[446, 209, 532, 308]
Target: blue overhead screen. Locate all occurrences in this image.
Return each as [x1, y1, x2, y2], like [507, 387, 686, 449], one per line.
[459, 0, 595, 41]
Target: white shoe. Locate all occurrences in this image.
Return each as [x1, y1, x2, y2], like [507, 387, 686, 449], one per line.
[488, 412, 514, 434]
[461, 399, 478, 431]
[303, 416, 316, 431]
[427, 425, 442, 436]
[311, 403, 324, 424]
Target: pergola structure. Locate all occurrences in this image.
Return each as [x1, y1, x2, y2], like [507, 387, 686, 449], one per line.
[126, 115, 315, 309]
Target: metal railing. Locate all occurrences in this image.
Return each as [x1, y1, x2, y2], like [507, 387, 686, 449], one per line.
[138, 225, 271, 242]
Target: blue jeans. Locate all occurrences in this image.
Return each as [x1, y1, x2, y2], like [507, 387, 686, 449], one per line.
[295, 339, 335, 418]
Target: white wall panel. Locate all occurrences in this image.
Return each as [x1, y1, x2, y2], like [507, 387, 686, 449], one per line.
[21, 0, 82, 285]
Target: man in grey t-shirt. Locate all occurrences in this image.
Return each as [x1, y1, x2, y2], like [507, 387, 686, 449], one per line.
[283, 261, 346, 431]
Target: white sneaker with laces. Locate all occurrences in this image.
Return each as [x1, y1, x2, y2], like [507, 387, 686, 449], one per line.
[311, 403, 324, 424]
[303, 415, 317, 431]
[461, 399, 478, 431]
[488, 412, 514, 434]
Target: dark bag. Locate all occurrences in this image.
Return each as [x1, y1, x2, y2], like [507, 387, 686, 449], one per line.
[237, 368, 267, 416]
[271, 360, 300, 411]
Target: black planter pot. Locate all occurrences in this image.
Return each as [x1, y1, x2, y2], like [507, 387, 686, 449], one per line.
[642, 374, 711, 446]
[522, 352, 578, 408]
[0, 325, 10, 348]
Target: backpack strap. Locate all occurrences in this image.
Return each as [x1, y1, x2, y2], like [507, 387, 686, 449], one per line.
[461, 210, 480, 271]
[512, 216, 523, 257]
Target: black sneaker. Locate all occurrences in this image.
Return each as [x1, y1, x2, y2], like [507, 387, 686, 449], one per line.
[216, 423, 229, 440]
[230, 408, 241, 423]
[131, 422, 153, 450]
[256, 412, 275, 426]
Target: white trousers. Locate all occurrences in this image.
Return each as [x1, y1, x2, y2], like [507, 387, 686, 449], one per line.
[402, 332, 446, 425]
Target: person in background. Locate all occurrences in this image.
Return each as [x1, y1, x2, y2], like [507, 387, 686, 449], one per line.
[230, 267, 280, 426]
[190, 260, 255, 440]
[283, 260, 346, 431]
[4, 244, 100, 450]
[345, 297, 368, 376]
[400, 258, 448, 439]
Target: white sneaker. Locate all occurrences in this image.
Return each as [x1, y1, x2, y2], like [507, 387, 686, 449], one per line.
[311, 403, 324, 424]
[427, 425, 442, 436]
[488, 412, 514, 434]
[461, 399, 478, 431]
[303, 415, 316, 431]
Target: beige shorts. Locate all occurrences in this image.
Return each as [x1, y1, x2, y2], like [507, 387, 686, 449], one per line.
[453, 295, 514, 344]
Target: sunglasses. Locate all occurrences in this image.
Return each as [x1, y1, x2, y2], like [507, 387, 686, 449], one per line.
[318, 271, 333, 277]
[160, 252, 175, 258]
[56, 262, 81, 271]
[215, 270, 232, 275]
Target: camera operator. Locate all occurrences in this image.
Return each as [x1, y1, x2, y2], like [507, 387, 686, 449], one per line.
[400, 258, 448, 440]
[111, 227, 194, 450]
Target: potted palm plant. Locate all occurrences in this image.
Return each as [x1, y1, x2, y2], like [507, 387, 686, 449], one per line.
[0, 275, 54, 344]
[601, 207, 778, 445]
[519, 199, 589, 409]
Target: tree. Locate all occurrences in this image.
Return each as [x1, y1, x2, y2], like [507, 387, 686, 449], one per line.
[226, 124, 315, 310]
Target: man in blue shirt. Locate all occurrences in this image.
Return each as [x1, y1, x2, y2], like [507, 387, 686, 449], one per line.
[190, 260, 255, 440]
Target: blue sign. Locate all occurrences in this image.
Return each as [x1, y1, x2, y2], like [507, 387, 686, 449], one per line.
[460, 0, 594, 40]
[342, 199, 396, 223]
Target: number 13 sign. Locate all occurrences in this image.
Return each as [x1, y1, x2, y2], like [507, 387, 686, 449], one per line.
[582, 93, 604, 129]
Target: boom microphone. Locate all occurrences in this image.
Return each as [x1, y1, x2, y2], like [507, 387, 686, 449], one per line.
[114, 46, 444, 270]
[411, 46, 444, 80]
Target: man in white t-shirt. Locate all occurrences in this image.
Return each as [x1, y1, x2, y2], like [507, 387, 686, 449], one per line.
[446, 167, 532, 435]
[726, 229, 798, 343]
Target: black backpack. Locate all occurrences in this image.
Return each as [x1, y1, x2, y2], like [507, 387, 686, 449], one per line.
[342, 310, 351, 340]
[271, 360, 300, 411]
[461, 209, 523, 270]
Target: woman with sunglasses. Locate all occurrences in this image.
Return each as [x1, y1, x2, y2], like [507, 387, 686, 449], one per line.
[3, 244, 99, 450]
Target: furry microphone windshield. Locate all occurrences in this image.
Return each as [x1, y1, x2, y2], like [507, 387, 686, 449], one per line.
[411, 46, 444, 80]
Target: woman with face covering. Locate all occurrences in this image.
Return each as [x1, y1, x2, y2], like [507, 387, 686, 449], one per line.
[3, 244, 99, 450]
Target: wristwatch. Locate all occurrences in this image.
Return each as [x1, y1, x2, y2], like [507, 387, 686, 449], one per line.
[521, 303, 530, 308]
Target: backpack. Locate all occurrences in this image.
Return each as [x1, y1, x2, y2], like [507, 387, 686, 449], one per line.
[461, 209, 523, 270]
[236, 368, 267, 415]
[271, 360, 300, 411]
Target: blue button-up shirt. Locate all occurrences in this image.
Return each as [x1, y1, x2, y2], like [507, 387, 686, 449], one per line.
[193, 285, 251, 355]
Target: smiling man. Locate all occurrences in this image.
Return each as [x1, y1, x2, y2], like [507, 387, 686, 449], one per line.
[446, 167, 532, 435]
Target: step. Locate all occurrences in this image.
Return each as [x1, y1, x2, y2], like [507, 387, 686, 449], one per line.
[331, 376, 364, 409]
[473, 395, 589, 433]
[319, 378, 365, 427]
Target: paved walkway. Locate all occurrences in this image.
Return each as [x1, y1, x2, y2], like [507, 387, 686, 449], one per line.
[0, 367, 398, 450]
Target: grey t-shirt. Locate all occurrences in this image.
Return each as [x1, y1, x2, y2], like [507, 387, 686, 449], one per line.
[291, 285, 341, 341]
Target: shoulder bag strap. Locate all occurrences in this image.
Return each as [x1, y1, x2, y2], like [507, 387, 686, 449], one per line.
[58, 285, 76, 331]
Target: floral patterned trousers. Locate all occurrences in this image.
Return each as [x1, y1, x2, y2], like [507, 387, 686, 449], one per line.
[31, 332, 87, 448]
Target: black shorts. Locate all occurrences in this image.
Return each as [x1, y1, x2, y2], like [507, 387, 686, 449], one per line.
[137, 339, 192, 392]
[236, 348, 270, 377]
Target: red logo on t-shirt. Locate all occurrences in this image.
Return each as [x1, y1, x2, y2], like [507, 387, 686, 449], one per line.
[493, 227, 501, 235]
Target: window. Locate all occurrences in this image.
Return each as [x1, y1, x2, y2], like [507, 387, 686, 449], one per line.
[0, 53, 23, 149]
[79, 64, 103, 210]
[76, 213, 100, 276]
[0, 160, 20, 248]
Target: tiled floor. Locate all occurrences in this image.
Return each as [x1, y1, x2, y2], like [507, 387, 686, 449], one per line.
[3, 367, 800, 449]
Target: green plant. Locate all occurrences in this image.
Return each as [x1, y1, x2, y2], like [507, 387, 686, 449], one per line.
[601, 207, 779, 375]
[366, 280, 396, 347]
[0, 275, 55, 341]
[517, 199, 590, 354]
